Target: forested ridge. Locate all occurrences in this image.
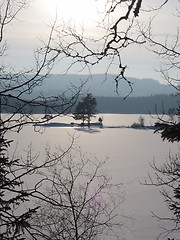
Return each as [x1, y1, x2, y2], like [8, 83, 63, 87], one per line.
[96, 94, 180, 114]
[2, 94, 179, 114]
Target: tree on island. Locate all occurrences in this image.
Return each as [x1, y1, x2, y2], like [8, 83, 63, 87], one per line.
[73, 93, 97, 126]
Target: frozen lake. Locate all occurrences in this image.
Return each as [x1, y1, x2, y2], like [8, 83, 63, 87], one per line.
[6, 114, 179, 240]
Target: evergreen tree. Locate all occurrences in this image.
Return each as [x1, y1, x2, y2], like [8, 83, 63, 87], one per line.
[0, 132, 38, 239]
[150, 106, 180, 239]
[155, 105, 180, 142]
[73, 93, 97, 125]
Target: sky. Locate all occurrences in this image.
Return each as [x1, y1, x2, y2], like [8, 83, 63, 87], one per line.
[4, 0, 179, 83]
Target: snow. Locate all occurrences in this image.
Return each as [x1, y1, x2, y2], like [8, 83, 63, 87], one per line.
[6, 114, 179, 240]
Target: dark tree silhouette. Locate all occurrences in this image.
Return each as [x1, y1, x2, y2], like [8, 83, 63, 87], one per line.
[155, 121, 180, 143]
[145, 150, 180, 240]
[48, 1, 172, 96]
[0, 0, 176, 239]
[48, 0, 148, 96]
[29, 149, 126, 240]
[135, 2, 180, 238]
[73, 93, 97, 125]
[0, 1, 83, 134]
[0, 131, 39, 239]
[0, 1, 82, 238]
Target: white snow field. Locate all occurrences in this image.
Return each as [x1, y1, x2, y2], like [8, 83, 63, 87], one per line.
[7, 114, 179, 240]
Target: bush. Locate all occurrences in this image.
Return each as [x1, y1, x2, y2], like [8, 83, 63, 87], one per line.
[131, 116, 145, 128]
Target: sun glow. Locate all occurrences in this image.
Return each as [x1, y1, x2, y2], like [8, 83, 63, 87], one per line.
[42, 0, 104, 27]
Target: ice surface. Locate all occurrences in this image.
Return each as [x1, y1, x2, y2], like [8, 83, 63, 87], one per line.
[6, 114, 179, 240]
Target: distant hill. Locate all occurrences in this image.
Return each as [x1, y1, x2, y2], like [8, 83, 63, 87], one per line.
[34, 74, 178, 97]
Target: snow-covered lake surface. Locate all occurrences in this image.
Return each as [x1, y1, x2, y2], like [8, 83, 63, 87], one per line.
[6, 114, 179, 240]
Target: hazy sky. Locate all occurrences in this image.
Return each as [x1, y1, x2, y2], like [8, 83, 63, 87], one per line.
[4, 0, 179, 82]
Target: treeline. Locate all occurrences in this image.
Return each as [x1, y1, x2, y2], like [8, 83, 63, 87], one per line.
[1, 97, 65, 115]
[96, 94, 180, 114]
[1, 94, 179, 114]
